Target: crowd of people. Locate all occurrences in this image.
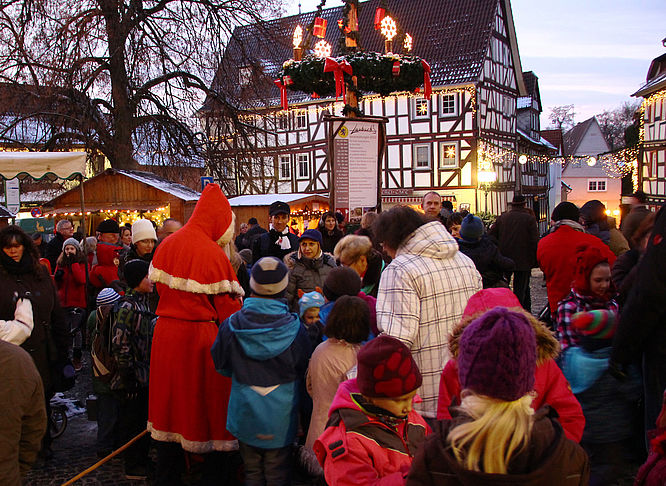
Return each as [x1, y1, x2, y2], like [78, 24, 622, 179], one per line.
[1, 184, 665, 486]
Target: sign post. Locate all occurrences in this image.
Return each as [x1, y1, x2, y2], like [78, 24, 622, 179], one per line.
[326, 115, 387, 219]
[4, 178, 20, 215]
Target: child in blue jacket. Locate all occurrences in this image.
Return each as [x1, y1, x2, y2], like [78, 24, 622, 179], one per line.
[211, 256, 311, 485]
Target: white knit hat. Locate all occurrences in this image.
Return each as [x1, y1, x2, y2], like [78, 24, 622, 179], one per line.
[131, 219, 157, 244]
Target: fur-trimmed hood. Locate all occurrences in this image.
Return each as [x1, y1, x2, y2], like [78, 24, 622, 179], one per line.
[448, 308, 560, 365]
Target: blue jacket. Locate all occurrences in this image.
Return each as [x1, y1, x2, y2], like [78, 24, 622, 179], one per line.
[211, 297, 311, 448]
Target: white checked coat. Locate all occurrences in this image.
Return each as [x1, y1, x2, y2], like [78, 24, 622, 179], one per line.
[377, 221, 482, 417]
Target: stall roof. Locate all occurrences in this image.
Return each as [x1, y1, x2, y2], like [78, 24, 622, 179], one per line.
[228, 193, 329, 207]
[116, 170, 200, 201]
[0, 204, 12, 217]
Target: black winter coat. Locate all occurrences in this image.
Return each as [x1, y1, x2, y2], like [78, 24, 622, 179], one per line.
[321, 228, 344, 254]
[0, 262, 69, 393]
[44, 233, 65, 273]
[457, 237, 514, 288]
[488, 206, 538, 270]
[612, 204, 666, 364]
[252, 230, 299, 264]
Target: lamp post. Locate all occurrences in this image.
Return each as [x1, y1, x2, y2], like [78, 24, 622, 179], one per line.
[477, 168, 497, 213]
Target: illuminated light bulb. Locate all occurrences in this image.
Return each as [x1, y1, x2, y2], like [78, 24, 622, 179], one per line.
[293, 25, 303, 48]
[380, 16, 397, 41]
[587, 156, 597, 167]
[313, 40, 332, 58]
[403, 33, 413, 52]
[518, 154, 528, 165]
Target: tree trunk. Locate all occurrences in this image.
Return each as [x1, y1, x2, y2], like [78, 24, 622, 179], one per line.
[101, 1, 137, 170]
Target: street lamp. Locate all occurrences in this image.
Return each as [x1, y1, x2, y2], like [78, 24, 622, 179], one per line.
[478, 168, 497, 213]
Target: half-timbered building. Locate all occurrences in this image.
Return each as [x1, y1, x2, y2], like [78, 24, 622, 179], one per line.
[516, 71, 554, 231]
[633, 53, 666, 204]
[203, 0, 529, 215]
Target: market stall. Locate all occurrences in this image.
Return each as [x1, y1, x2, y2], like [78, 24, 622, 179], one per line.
[228, 193, 330, 235]
[43, 168, 200, 233]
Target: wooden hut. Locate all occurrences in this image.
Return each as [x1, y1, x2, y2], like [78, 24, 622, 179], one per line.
[44, 168, 200, 233]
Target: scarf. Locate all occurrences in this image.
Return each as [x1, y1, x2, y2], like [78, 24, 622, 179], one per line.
[0, 251, 35, 275]
[270, 227, 292, 251]
[551, 219, 586, 233]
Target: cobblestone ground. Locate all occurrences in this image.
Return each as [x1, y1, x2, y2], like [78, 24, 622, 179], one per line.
[23, 275, 636, 485]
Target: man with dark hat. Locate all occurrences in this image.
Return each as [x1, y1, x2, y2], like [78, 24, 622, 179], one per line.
[96, 219, 120, 245]
[488, 194, 538, 311]
[252, 201, 299, 264]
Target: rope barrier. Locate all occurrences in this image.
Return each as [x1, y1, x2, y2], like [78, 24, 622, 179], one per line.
[61, 429, 149, 485]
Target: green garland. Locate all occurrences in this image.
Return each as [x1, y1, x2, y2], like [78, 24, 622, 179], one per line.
[280, 52, 426, 98]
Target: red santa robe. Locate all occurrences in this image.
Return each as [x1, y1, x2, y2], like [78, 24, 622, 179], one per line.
[148, 184, 243, 452]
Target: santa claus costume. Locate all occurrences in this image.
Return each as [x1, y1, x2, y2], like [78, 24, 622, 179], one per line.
[148, 184, 243, 475]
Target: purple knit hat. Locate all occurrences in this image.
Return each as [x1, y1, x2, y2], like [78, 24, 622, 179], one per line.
[457, 307, 536, 401]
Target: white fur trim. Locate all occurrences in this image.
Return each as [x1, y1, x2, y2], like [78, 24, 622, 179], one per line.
[148, 422, 238, 453]
[216, 212, 236, 246]
[149, 263, 245, 296]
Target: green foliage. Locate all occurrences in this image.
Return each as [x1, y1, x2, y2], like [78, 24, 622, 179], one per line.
[280, 52, 426, 97]
[475, 211, 497, 230]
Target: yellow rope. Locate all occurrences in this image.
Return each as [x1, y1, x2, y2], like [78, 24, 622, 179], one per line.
[61, 429, 149, 485]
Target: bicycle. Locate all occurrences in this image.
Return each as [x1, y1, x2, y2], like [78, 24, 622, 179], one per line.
[50, 404, 68, 439]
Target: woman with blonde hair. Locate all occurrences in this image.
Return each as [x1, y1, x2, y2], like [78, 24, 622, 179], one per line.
[407, 308, 589, 485]
[333, 235, 385, 297]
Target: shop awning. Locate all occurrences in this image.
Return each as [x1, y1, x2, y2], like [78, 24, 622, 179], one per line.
[0, 152, 86, 180]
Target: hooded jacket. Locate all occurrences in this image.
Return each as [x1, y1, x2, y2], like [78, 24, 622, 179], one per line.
[54, 259, 87, 308]
[211, 297, 311, 449]
[89, 242, 122, 289]
[437, 310, 585, 442]
[314, 379, 430, 486]
[377, 222, 482, 417]
[406, 407, 589, 486]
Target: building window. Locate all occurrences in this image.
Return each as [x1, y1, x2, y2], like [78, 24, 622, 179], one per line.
[412, 98, 430, 119]
[276, 113, 289, 131]
[441, 94, 458, 116]
[298, 154, 309, 179]
[239, 67, 252, 86]
[588, 179, 607, 192]
[279, 156, 291, 180]
[439, 142, 459, 168]
[296, 111, 307, 129]
[413, 144, 431, 170]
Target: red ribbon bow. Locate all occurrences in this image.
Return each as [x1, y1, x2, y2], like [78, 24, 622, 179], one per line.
[274, 79, 288, 110]
[323, 57, 353, 101]
[421, 60, 432, 98]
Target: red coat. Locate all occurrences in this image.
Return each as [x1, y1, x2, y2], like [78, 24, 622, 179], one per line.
[314, 379, 430, 486]
[437, 359, 584, 442]
[148, 184, 244, 453]
[89, 243, 121, 288]
[636, 430, 666, 486]
[55, 262, 87, 308]
[537, 225, 616, 313]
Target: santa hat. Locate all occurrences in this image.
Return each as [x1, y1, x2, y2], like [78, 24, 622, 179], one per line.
[150, 183, 242, 296]
[462, 288, 522, 319]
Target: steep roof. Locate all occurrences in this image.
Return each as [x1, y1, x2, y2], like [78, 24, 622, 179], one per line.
[633, 53, 666, 98]
[562, 117, 595, 156]
[210, 0, 505, 108]
[541, 129, 563, 155]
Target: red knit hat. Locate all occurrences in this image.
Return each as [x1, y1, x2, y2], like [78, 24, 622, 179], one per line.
[572, 245, 609, 294]
[462, 288, 522, 319]
[357, 335, 422, 398]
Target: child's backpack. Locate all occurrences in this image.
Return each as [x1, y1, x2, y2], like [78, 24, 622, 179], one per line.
[90, 302, 119, 383]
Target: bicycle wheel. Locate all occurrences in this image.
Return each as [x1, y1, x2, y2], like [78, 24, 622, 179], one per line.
[50, 408, 68, 439]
